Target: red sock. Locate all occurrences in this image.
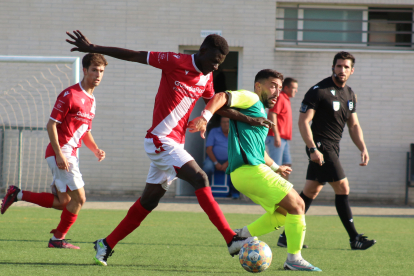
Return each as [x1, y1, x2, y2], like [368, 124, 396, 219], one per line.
[50, 207, 77, 239]
[22, 191, 54, 208]
[195, 187, 235, 244]
[106, 198, 151, 249]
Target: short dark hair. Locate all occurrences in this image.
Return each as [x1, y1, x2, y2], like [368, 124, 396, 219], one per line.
[254, 69, 284, 84]
[82, 53, 108, 69]
[333, 51, 355, 67]
[283, 77, 297, 89]
[200, 34, 229, 55]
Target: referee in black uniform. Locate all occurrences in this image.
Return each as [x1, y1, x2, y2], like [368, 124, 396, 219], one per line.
[286, 52, 375, 250]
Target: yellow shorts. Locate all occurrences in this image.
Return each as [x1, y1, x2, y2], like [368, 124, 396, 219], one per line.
[230, 164, 293, 214]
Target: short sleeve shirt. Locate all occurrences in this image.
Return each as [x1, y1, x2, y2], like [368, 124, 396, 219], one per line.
[206, 127, 228, 162]
[225, 90, 268, 174]
[145, 52, 215, 146]
[45, 82, 96, 158]
[300, 77, 356, 143]
[267, 91, 292, 140]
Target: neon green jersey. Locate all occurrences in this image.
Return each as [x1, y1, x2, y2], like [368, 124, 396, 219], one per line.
[225, 89, 268, 174]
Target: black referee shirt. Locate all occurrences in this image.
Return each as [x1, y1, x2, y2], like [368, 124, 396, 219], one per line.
[300, 77, 356, 143]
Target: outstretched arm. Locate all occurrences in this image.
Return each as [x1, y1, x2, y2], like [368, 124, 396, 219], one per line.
[188, 92, 228, 138]
[66, 30, 148, 64]
[347, 113, 369, 166]
[83, 131, 105, 162]
[216, 106, 273, 128]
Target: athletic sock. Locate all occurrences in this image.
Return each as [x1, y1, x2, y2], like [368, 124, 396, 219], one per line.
[21, 191, 54, 208]
[51, 207, 77, 239]
[285, 213, 306, 255]
[106, 197, 151, 249]
[195, 186, 235, 244]
[335, 194, 358, 240]
[238, 226, 252, 237]
[300, 191, 313, 213]
[287, 252, 303, 262]
[281, 191, 312, 237]
[247, 211, 285, 237]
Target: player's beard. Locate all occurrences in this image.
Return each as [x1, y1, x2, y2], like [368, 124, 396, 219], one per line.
[260, 93, 271, 108]
[333, 74, 347, 85]
[263, 94, 277, 109]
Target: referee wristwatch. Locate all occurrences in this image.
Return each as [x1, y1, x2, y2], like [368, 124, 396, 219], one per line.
[309, 147, 318, 154]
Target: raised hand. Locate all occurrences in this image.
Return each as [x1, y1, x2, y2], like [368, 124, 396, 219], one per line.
[66, 30, 94, 52]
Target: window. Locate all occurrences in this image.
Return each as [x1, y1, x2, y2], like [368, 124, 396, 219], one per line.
[368, 8, 413, 47]
[276, 5, 413, 48]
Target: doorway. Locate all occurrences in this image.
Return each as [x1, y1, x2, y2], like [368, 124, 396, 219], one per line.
[176, 50, 239, 196]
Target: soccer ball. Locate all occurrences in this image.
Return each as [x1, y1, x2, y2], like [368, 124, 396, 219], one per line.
[239, 239, 272, 273]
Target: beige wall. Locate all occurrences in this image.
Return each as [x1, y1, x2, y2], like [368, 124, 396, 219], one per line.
[0, 0, 277, 198]
[278, 0, 413, 5]
[0, 0, 413, 204]
[275, 49, 414, 204]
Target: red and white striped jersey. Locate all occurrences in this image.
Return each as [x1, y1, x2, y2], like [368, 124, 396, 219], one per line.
[45, 82, 96, 158]
[145, 52, 214, 147]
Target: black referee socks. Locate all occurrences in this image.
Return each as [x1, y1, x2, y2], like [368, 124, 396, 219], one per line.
[335, 194, 358, 241]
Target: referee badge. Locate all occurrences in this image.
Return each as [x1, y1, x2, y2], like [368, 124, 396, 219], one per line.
[333, 101, 340, 111]
[300, 103, 308, 113]
[348, 101, 354, 111]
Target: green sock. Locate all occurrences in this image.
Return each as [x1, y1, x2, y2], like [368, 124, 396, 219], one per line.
[285, 214, 306, 255]
[247, 211, 286, 237]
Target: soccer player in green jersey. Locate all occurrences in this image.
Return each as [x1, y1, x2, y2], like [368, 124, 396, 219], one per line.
[188, 69, 322, 272]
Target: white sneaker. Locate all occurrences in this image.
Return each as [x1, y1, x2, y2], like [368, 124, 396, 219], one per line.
[228, 236, 257, 257]
[233, 226, 252, 238]
[284, 258, 322, 272]
[93, 239, 114, 266]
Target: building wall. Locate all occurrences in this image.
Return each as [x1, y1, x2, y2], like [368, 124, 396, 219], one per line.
[275, 49, 414, 204]
[278, 0, 413, 5]
[0, 0, 277, 197]
[0, 0, 413, 203]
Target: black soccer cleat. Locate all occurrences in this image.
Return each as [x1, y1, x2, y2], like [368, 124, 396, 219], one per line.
[227, 235, 257, 257]
[350, 233, 376, 250]
[277, 233, 308, 249]
[1, 185, 20, 214]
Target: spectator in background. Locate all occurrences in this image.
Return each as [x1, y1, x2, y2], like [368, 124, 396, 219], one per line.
[203, 116, 240, 199]
[266, 77, 298, 180]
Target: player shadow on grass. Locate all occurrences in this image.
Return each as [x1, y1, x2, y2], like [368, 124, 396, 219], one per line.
[0, 239, 92, 244]
[0, 261, 240, 273]
[0, 261, 95, 267]
[0, 239, 230, 249]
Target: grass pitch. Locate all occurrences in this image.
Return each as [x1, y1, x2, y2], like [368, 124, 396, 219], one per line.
[0, 207, 412, 275]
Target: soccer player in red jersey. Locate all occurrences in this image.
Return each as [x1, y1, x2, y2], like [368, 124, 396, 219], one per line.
[1, 53, 107, 249]
[66, 30, 272, 266]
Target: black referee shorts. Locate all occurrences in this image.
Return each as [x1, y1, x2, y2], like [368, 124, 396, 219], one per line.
[305, 139, 346, 184]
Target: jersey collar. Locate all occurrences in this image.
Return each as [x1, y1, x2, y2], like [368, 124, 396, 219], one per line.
[79, 82, 95, 99]
[191, 54, 202, 73]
